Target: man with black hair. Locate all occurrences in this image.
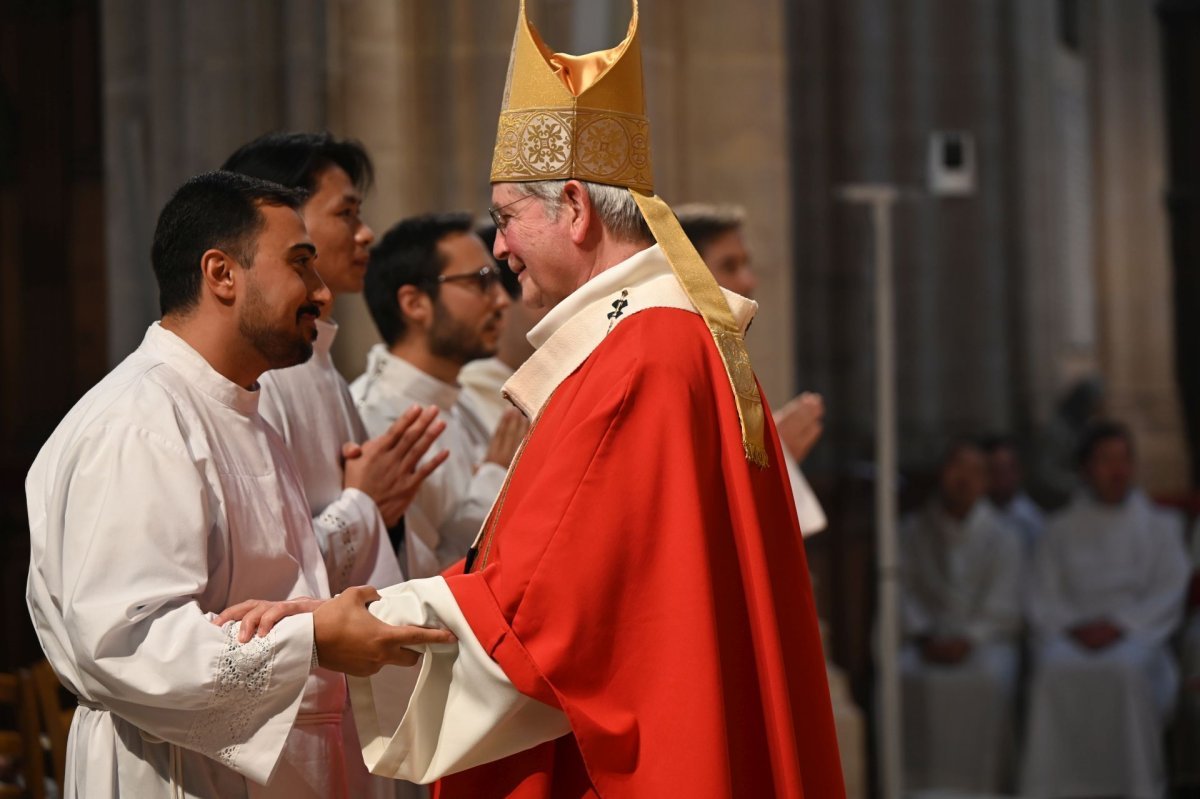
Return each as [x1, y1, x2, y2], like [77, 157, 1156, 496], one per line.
[980, 434, 1045, 558]
[898, 440, 1023, 793]
[1022, 420, 1190, 799]
[223, 132, 445, 594]
[25, 171, 452, 798]
[352, 213, 524, 579]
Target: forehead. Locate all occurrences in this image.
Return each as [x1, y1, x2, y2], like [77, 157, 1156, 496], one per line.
[309, 165, 358, 203]
[436, 231, 490, 271]
[255, 203, 310, 246]
[491, 182, 524, 204]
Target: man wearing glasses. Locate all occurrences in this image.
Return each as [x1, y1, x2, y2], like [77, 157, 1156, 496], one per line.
[352, 213, 528, 580]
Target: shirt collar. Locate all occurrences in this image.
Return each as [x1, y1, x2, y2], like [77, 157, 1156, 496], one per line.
[143, 322, 260, 415]
[364, 344, 461, 412]
[313, 318, 338, 357]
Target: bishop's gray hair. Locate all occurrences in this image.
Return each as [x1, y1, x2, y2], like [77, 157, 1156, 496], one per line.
[511, 180, 654, 245]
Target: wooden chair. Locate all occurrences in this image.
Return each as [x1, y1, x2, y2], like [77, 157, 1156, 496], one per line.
[0, 670, 45, 799]
[28, 663, 71, 796]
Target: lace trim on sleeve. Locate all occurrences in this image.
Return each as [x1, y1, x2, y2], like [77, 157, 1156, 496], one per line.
[317, 508, 357, 591]
[186, 621, 277, 767]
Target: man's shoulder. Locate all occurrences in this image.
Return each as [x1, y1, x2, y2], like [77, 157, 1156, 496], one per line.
[33, 351, 199, 475]
[597, 306, 714, 375]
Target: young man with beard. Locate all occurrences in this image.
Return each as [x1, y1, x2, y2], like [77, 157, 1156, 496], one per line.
[352, 213, 527, 579]
[25, 171, 452, 798]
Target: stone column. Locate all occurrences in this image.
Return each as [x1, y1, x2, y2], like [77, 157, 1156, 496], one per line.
[101, 0, 327, 365]
[1089, 0, 1190, 493]
[326, 0, 513, 375]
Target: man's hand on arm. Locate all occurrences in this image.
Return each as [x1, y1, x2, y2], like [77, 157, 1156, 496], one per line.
[484, 409, 529, 469]
[215, 586, 456, 677]
[775, 392, 825, 464]
[344, 404, 449, 526]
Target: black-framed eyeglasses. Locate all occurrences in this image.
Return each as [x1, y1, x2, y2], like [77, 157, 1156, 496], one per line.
[433, 264, 506, 294]
[488, 193, 536, 232]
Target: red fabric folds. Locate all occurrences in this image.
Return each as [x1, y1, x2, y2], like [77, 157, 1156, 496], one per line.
[438, 308, 844, 798]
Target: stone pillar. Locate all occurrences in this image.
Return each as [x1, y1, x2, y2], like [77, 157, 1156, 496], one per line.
[101, 0, 327, 365]
[1091, 0, 1191, 493]
[1157, 0, 1200, 488]
[325, 0, 514, 376]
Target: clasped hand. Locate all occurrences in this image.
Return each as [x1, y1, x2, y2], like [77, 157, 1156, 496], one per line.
[216, 586, 456, 677]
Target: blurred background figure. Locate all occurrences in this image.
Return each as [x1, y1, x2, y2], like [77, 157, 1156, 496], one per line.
[676, 202, 827, 536]
[1022, 420, 1190, 799]
[899, 440, 1023, 795]
[981, 434, 1046, 561]
[1031, 376, 1106, 511]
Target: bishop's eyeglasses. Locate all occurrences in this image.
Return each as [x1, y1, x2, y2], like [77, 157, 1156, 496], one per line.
[488, 193, 536, 232]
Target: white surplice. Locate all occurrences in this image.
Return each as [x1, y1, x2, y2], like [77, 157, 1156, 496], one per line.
[26, 323, 347, 798]
[258, 319, 403, 593]
[350, 349, 505, 579]
[987, 491, 1046, 560]
[899, 500, 1023, 793]
[457, 357, 515, 435]
[258, 318, 405, 799]
[1021, 489, 1190, 799]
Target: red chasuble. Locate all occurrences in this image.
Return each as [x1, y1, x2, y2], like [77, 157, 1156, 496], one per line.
[437, 306, 844, 798]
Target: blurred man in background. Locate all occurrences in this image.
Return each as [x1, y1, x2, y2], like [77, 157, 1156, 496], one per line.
[1022, 420, 1189, 799]
[899, 440, 1023, 794]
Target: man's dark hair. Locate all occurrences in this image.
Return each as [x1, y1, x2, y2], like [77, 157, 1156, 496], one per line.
[674, 203, 746, 256]
[1076, 419, 1133, 467]
[476, 223, 520, 299]
[364, 212, 474, 345]
[940, 437, 983, 470]
[979, 433, 1019, 456]
[221, 131, 374, 194]
[151, 170, 306, 316]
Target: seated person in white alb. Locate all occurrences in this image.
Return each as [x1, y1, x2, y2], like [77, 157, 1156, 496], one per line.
[1022, 420, 1190, 799]
[352, 213, 527, 579]
[899, 440, 1023, 794]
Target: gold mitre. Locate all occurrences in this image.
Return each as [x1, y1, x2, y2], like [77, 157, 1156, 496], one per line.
[491, 0, 768, 467]
[490, 0, 652, 190]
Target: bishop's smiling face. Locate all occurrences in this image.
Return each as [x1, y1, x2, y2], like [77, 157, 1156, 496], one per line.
[489, 182, 582, 310]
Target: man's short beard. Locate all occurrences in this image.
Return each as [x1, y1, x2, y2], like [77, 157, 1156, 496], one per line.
[239, 280, 314, 369]
[427, 299, 495, 365]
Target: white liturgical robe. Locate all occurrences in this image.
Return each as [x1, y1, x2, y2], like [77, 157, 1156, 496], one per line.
[258, 318, 404, 799]
[351, 348, 505, 579]
[258, 319, 404, 593]
[899, 501, 1023, 793]
[26, 324, 346, 798]
[1021, 489, 1190, 799]
[987, 491, 1045, 560]
[457, 356, 515, 435]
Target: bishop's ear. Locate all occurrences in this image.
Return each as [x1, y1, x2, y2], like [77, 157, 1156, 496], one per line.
[200, 248, 238, 303]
